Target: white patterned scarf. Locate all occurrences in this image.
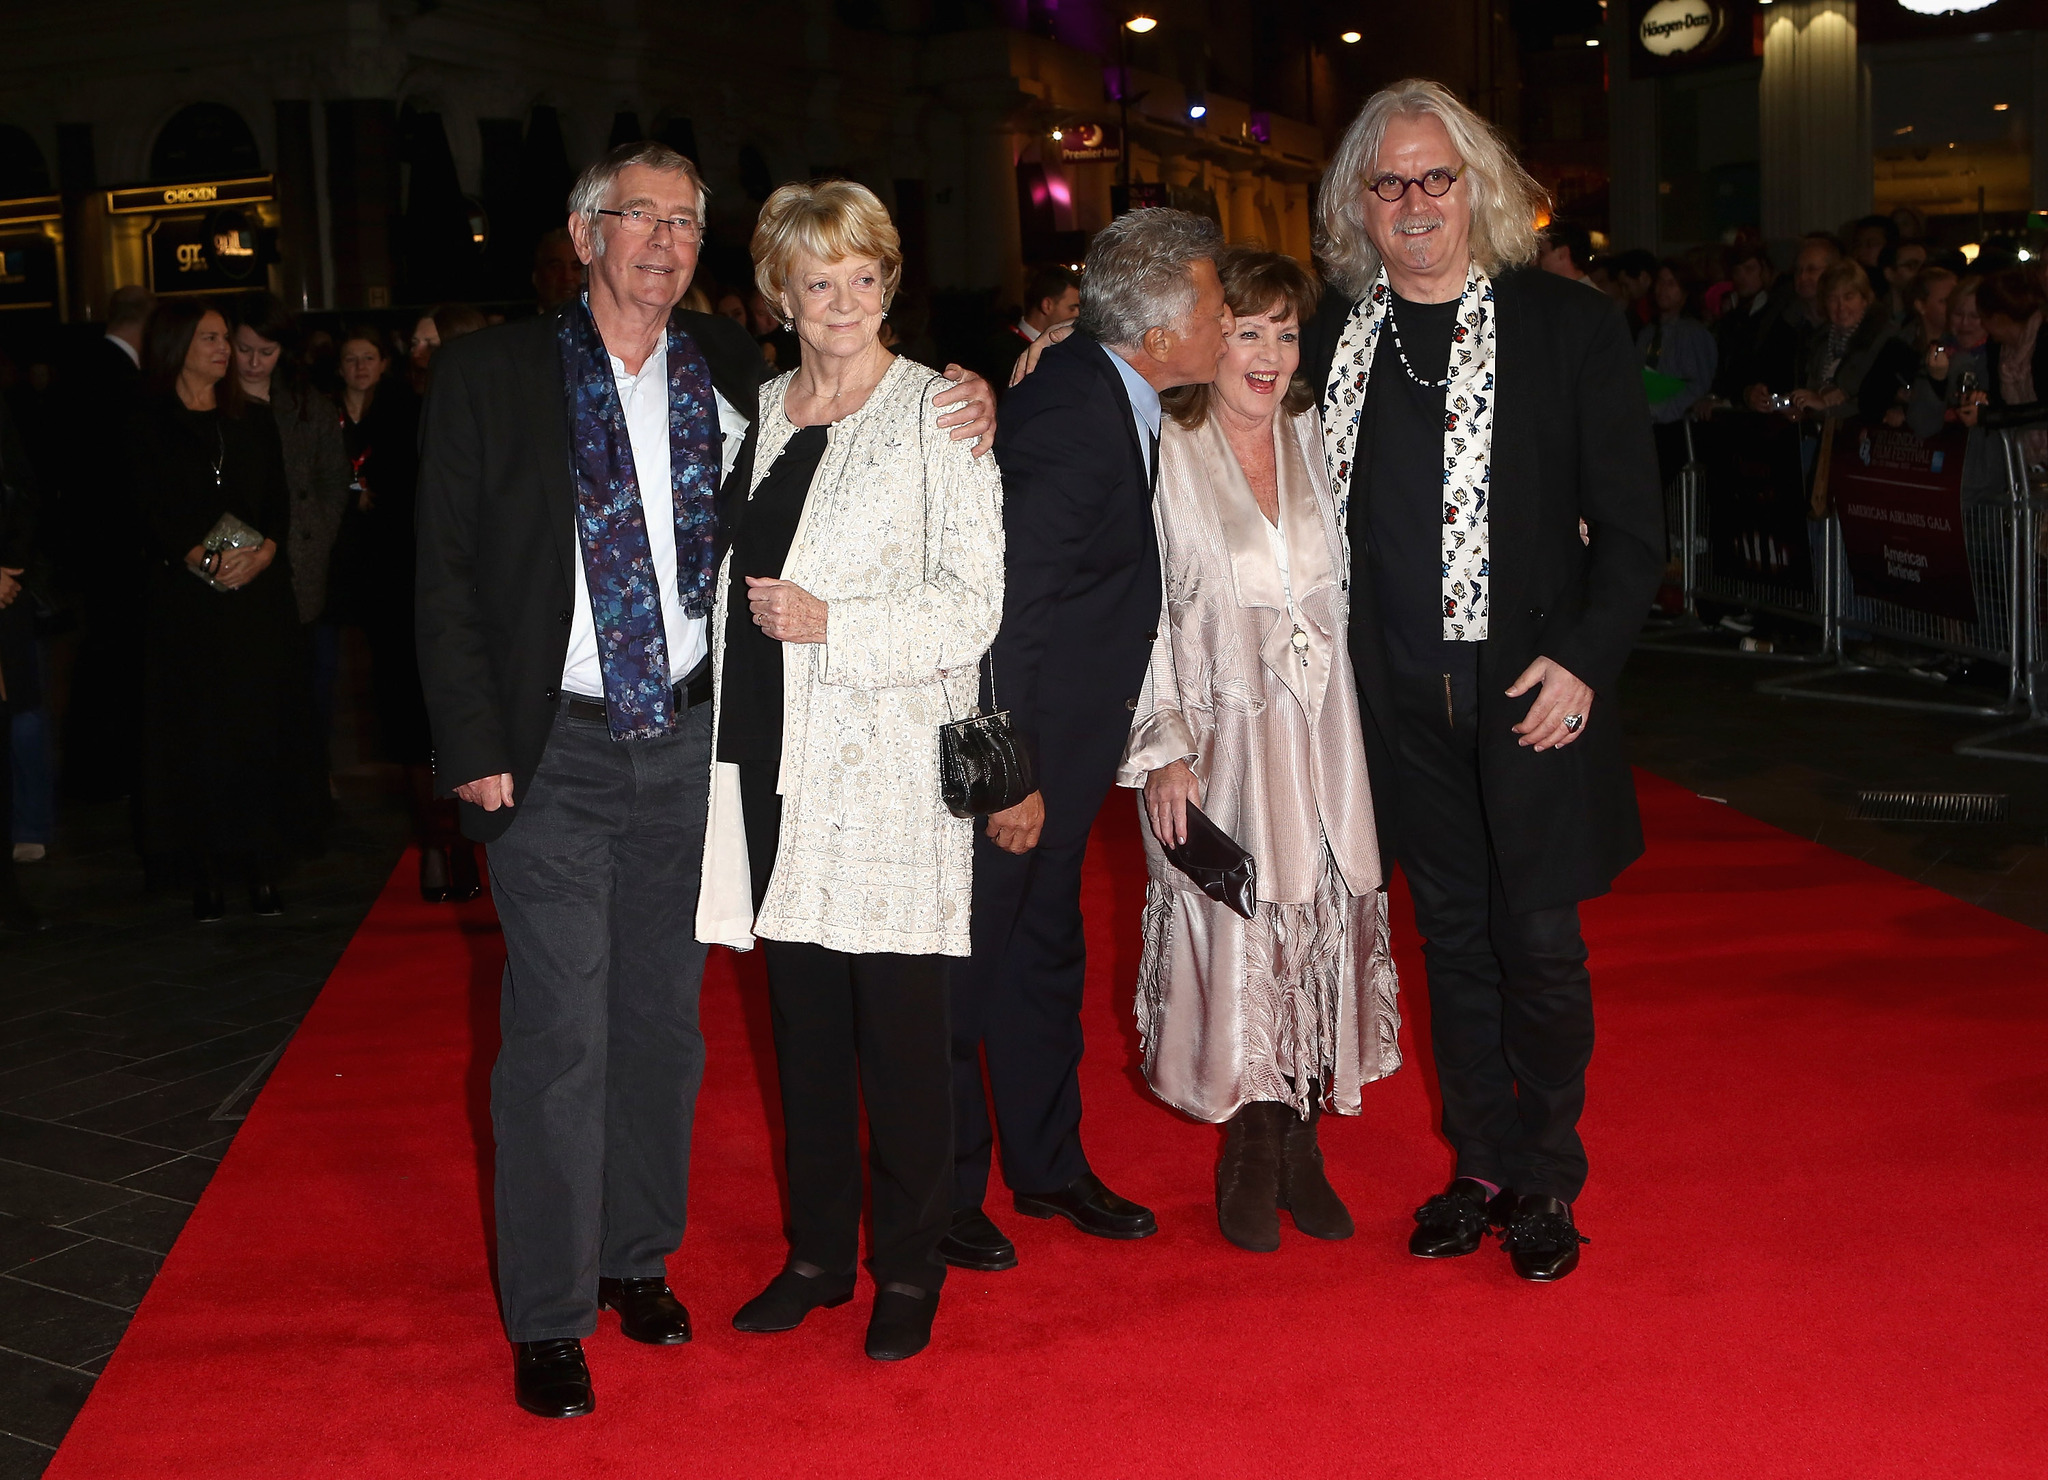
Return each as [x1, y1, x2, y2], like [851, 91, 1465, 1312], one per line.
[1320, 263, 1496, 641]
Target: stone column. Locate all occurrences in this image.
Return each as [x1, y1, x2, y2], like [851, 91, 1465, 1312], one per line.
[1759, 0, 1869, 241]
[1606, 14, 1659, 252]
[1228, 170, 1262, 245]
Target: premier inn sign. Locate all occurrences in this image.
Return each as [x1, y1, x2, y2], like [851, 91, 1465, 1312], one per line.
[1638, 0, 1720, 55]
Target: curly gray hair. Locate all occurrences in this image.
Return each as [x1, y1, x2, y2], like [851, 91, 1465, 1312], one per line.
[567, 141, 710, 258]
[1315, 79, 1546, 297]
[1077, 208, 1223, 350]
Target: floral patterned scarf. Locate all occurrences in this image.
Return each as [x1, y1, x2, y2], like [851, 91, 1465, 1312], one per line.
[559, 298, 720, 740]
[1320, 263, 1495, 641]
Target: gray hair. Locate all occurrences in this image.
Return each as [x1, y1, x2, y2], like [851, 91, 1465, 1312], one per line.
[567, 141, 710, 258]
[1077, 208, 1223, 349]
[1315, 78, 1547, 297]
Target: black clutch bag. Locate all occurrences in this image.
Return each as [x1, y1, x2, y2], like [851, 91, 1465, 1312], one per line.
[940, 655, 1036, 819]
[1162, 803, 1257, 920]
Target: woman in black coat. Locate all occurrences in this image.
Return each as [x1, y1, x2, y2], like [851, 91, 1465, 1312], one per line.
[135, 300, 327, 919]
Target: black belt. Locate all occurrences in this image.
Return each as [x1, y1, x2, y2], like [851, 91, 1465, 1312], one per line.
[563, 657, 712, 724]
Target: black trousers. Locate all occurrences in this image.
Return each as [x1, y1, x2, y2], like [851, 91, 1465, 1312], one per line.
[739, 766, 951, 1290]
[1384, 658, 1596, 1202]
[484, 702, 711, 1342]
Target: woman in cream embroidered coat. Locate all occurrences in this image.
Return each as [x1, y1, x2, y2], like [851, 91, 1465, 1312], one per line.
[698, 181, 1002, 1362]
[1121, 249, 1399, 1253]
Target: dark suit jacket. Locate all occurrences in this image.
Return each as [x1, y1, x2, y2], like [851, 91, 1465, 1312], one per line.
[1305, 266, 1665, 910]
[989, 330, 1161, 846]
[415, 304, 766, 843]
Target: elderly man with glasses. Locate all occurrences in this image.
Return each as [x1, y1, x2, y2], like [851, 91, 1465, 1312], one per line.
[1301, 81, 1663, 1282]
[417, 141, 994, 1418]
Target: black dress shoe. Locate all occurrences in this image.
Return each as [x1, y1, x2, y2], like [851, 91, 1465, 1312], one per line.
[731, 1261, 856, 1333]
[513, 1338, 593, 1418]
[1500, 1194, 1588, 1282]
[597, 1276, 691, 1344]
[865, 1281, 938, 1361]
[249, 882, 283, 917]
[1014, 1170, 1158, 1240]
[418, 847, 451, 904]
[938, 1207, 1018, 1272]
[1409, 1177, 1516, 1259]
[192, 885, 226, 923]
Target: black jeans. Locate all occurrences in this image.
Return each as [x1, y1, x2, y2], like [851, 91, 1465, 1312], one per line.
[739, 765, 951, 1291]
[484, 700, 712, 1342]
[1385, 659, 1596, 1202]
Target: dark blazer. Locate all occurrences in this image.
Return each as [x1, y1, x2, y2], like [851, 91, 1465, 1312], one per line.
[415, 304, 766, 843]
[1306, 266, 1665, 911]
[989, 329, 1161, 845]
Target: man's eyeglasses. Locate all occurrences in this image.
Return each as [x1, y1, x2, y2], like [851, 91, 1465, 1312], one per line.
[595, 208, 707, 243]
[1368, 167, 1462, 203]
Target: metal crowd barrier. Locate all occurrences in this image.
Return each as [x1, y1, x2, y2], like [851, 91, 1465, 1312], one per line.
[1643, 412, 2048, 758]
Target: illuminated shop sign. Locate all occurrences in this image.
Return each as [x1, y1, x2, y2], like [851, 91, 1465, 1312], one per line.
[0, 195, 60, 227]
[107, 176, 273, 214]
[1059, 124, 1122, 164]
[1629, 0, 1756, 73]
[147, 208, 269, 295]
[1640, 0, 1721, 54]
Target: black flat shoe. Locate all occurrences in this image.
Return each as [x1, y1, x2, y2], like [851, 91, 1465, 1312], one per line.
[938, 1207, 1018, 1272]
[446, 843, 483, 902]
[1410, 1177, 1515, 1259]
[193, 885, 226, 923]
[597, 1276, 691, 1344]
[1014, 1170, 1158, 1240]
[1500, 1194, 1588, 1282]
[865, 1282, 938, 1362]
[513, 1338, 593, 1419]
[418, 847, 450, 904]
[249, 882, 283, 917]
[731, 1261, 856, 1334]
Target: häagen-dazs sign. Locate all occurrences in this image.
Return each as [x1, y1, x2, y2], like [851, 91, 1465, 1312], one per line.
[1638, 0, 1721, 55]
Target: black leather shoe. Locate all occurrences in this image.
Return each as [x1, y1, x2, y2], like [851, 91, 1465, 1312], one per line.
[1409, 1178, 1515, 1258]
[1014, 1170, 1158, 1240]
[249, 882, 283, 917]
[731, 1261, 856, 1334]
[418, 847, 451, 904]
[1500, 1194, 1588, 1282]
[597, 1276, 691, 1344]
[447, 843, 484, 902]
[938, 1207, 1018, 1271]
[193, 885, 226, 923]
[865, 1281, 938, 1362]
[513, 1338, 593, 1418]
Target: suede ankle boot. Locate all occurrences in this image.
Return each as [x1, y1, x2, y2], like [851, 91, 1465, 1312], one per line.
[1216, 1102, 1284, 1252]
[1278, 1095, 1354, 1240]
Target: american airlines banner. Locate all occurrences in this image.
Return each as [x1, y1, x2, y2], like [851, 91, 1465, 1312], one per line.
[1831, 423, 1977, 624]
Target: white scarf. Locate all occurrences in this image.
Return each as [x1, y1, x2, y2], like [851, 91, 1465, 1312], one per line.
[1320, 263, 1495, 641]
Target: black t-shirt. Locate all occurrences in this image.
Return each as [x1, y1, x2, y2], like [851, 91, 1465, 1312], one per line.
[717, 423, 827, 764]
[1351, 292, 1475, 679]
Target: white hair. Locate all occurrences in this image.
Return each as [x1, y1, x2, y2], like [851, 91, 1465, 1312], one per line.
[1077, 208, 1223, 349]
[1315, 78, 1547, 297]
[567, 141, 709, 258]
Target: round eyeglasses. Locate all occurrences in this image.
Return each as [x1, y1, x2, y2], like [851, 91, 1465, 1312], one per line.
[1368, 168, 1461, 203]
[594, 208, 707, 243]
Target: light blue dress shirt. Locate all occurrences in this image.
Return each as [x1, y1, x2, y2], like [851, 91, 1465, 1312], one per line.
[1101, 342, 1162, 480]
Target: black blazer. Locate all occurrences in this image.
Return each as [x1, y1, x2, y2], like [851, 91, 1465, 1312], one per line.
[415, 304, 766, 843]
[1305, 266, 1665, 910]
[989, 330, 1161, 840]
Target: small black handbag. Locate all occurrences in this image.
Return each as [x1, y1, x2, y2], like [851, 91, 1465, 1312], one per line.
[1162, 803, 1257, 920]
[939, 659, 1037, 819]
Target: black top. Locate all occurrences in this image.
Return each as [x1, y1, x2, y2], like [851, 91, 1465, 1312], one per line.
[1354, 292, 1468, 678]
[718, 424, 827, 764]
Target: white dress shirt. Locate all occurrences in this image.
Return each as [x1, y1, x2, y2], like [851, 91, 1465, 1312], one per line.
[561, 340, 743, 696]
[1101, 342, 1162, 481]
[105, 333, 140, 368]
[1015, 316, 1042, 343]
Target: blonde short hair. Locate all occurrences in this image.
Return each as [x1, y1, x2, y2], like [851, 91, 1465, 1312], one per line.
[752, 179, 904, 316]
[1316, 78, 1547, 297]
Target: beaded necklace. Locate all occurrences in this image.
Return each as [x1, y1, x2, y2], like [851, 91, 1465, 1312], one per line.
[1387, 309, 1449, 390]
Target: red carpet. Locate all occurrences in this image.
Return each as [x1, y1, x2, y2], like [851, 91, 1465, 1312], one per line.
[45, 773, 2045, 1479]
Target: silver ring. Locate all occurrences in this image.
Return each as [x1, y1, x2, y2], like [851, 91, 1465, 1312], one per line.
[1563, 713, 1584, 733]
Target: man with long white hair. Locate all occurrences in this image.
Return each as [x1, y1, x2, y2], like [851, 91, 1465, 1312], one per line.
[1303, 79, 1662, 1281]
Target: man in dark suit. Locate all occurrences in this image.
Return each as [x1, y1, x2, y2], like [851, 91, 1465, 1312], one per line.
[1304, 82, 1663, 1283]
[419, 142, 994, 1419]
[978, 263, 1081, 391]
[0, 394, 46, 932]
[939, 210, 1228, 1274]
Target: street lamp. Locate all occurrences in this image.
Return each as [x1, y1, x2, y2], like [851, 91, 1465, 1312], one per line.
[1126, 15, 1158, 32]
[1115, 12, 1161, 194]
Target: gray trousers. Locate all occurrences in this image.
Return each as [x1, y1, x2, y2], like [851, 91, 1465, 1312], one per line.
[485, 700, 712, 1343]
